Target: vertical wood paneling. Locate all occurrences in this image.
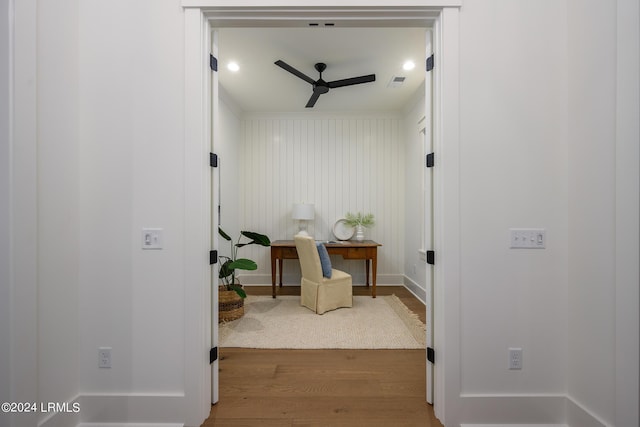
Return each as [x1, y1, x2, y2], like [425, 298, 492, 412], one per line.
[239, 113, 405, 284]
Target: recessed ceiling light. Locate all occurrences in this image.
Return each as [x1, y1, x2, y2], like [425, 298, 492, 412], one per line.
[402, 61, 415, 71]
[227, 62, 240, 72]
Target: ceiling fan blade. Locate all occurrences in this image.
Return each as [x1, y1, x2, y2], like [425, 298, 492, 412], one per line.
[274, 60, 316, 85]
[328, 74, 376, 89]
[305, 89, 323, 108]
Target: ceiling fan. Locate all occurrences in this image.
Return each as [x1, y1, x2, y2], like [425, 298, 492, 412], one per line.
[274, 60, 376, 108]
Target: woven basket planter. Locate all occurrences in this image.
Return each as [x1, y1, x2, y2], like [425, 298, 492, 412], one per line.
[218, 285, 244, 323]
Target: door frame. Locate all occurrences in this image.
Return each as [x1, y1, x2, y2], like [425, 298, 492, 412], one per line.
[182, 3, 461, 426]
[184, 8, 214, 427]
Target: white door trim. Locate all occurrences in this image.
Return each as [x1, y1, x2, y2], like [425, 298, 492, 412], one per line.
[423, 29, 435, 406]
[210, 28, 221, 406]
[182, 4, 461, 426]
[184, 8, 214, 426]
[431, 7, 462, 424]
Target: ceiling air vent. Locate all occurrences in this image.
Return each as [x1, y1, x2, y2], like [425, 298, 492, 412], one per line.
[387, 76, 406, 88]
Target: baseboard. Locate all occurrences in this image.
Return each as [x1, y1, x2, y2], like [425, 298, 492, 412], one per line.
[38, 394, 81, 427]
[565, 395, 608, 427]
[461, 424, 567, 427]
[78, 424, 183, 427]
[457, 394, 610, 427]
[38, 393, 186, 427]
[457, 394, 567, 425]
[402, 275, 426, 304]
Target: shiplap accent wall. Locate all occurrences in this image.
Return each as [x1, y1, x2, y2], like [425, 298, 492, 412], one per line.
[237, 113, 405, 285]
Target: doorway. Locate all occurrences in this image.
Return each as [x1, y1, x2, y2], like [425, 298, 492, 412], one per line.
[214, 21, 432, 394]
[183, 5, 462, 427]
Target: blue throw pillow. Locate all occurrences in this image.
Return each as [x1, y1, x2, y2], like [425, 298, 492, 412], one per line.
[316, 242, 332, 278]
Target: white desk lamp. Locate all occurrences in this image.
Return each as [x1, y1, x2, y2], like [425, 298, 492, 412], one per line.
[292, 203, 315, 237]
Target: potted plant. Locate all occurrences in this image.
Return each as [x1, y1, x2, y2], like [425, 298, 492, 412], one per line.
[218, 227, 270, 322]
[344, 212, 375, 241]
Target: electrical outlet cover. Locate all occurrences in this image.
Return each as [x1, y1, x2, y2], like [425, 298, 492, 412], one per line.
[508, 347, 522, 370]
[98, 347, 112, 368]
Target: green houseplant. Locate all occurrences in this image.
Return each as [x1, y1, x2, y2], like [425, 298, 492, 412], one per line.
[217, 228, 270, 323]
[344, 212, 375, 242]
[344, 212, 375, 228]
[218, 227, 271, 298]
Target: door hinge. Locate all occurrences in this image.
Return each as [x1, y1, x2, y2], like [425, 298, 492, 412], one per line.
[210, 152, 218, 168]
[210, 250, 218, 265]
[210, 346, 218, 364]
[210, 54, 218, 72]
[426, 152, 435, 168]
[426, 54, 434, 72]
[426, 250, 435, 265]
[427, 347, 435, 364]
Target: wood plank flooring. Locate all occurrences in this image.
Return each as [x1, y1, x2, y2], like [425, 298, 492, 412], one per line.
[202, 286, 442, 427]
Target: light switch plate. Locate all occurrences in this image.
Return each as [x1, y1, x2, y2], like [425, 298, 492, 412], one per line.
[510, 228, 545, 249]
[141, 228, 163, 250]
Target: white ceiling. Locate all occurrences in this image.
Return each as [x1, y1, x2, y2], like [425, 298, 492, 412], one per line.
[217, 27, 427, 113]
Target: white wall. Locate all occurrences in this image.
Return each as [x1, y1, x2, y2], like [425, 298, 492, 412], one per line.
[612, 2, 640, 425]
[8, 1, 210, 424]
[567, 1, 616, 423]
[236, 113, 405, 285]
[218, 89, 242, 258]
[403, 91, 428, 296]
[452, 1, 639, 426]
[7, 1, 638, 426]
[567, 1, 639, 426]
[36, 1, 81, 423]
[0, 1, 11, 426]
[9, 1, 40, 425]
[77, 0, 186, 399]
[458, 0, 569, 399]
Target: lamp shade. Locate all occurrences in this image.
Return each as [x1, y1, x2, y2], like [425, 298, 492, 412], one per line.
[292, 203, 315, 220]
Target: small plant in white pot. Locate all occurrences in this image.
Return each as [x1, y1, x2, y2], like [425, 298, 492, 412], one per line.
[344, 212, 375, 241]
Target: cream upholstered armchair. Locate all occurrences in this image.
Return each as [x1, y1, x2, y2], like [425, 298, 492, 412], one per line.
[294, 235, 353, 314]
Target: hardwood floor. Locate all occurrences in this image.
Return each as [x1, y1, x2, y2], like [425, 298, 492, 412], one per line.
[202, 286, 442, 427]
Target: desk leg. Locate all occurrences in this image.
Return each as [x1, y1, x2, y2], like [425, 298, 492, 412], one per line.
[270, 253, 277, 298]
[371, 255, 377, 298]
[365, 260, 370, 287]
[278, 258, 283, 287]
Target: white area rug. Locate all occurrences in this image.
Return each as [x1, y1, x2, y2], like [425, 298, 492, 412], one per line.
[219, 295, 426, 349]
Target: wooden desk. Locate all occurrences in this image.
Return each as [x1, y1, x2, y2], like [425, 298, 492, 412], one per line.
[270, 240, 382, 299]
